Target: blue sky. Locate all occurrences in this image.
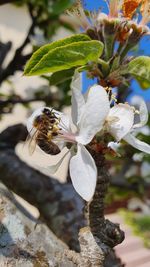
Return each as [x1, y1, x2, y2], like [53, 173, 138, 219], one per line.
[82, 0, 150, 101]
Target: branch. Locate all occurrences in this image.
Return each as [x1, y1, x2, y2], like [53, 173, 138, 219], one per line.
[0, 124, 125, 266]
[61, 148, 125, 267]
[0, 41, 12, 70]
[0, 124, 84, 250]
[0, 182, 76, 267]
[0, 0, 16, 5]
[0, 92, 59, 107]
[0, 15, 35, 84]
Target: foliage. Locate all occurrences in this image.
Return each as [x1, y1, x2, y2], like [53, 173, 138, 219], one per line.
[24, 35, 103, 75]
[127, 56, 150, 89]
[120, 210, 150, 248]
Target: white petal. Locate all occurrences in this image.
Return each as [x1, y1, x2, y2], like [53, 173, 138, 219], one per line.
[124, 133, 150, 154]
[97, 12, 108, 22]
[71, 71, 85, 126]
[46, 150, 71, 174]
[59, 113, 71, 132]
[107, 104, 134, 141]
[76, 85, 110, 145]
[108, 141, 120, 152]
[69, 144, 97, 201]
[133, 100, 148, 129]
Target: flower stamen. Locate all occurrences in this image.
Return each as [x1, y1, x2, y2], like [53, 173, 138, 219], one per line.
[122, 0, 142, 19]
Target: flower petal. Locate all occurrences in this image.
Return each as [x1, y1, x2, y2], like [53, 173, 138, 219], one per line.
[108, 141, 120, 152]
[59, 113, 71, 132]
[133, 100, 148, 129]
[107, 103, 134, 141]
[71, 71, 85, 126]
[69, 144, 97, 201]
[46, 150, 71, 174]
[124, 133, 150, 154]
[76, 85, 110, 145]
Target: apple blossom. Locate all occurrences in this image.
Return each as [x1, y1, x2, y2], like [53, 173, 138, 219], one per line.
[106, 100, 150, 154]
[27, 72, 150, 201]
[27, 74, 110, 201]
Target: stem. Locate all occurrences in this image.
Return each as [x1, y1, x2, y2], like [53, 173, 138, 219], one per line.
[98, 59, 110, 76]
[102, 20, 118, 61]
[78, 149, 125, 267]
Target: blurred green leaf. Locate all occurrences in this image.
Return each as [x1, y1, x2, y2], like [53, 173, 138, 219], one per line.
[120, 210, 150, 248]
[127, 56, 150, 89]
[51, 0, 75, 15]
[24, 34, 91, 75]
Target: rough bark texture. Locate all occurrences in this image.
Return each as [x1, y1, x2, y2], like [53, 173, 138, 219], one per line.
[0, 124, 124, 266]
[0, 124, 85, 251]
[86, 150, 124, 267]
[76, 149, 125, 267]
[0, 182, 76, 267]
[63, 149, 125, 267]
[0, 148, 85, 251]
[88, 151, 124, 245]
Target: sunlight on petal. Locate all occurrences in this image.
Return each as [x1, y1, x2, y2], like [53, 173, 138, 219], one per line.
[71, 71, 85, 126]
[124, 133, 150, 154]
[107, 104, 134, 141]
[69, 144, 97, 201]
[46, 149, 71, 174]
[133, 100, 148, 129]
[76, 85, 110, 145]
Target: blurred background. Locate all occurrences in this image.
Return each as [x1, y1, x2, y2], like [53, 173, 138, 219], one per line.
[0, 1, 149, 267]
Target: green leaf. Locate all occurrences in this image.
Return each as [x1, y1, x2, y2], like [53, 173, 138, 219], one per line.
[128, 56, 150, 89]
[24, 34, 91, 75]
[25, 39, 103, 76]
[49, 68, 75, 85]
[51, 0, 75, 15]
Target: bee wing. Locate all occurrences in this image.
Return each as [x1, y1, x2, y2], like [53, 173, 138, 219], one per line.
[24, 128, 38, 156]
[28, 130, 39, 155]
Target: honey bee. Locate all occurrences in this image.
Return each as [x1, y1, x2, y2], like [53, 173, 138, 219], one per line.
[27, 108, 61, 155]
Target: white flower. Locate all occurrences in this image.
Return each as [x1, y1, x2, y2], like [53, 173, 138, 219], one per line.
[106, 100, 150, 154]
[27, 73, 110, 201]
[27, 72, 150, 200]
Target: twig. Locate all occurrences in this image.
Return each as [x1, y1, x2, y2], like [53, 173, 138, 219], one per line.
[0, 7, 35, 84]
[0, 0, 16, 5]
[77, 148, 125, 267]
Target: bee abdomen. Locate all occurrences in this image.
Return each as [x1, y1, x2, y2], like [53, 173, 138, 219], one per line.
[37, 138, 60, 155]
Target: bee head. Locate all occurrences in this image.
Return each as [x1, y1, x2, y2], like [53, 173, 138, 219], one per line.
[33, 115, 43, 127]
[43, 108, 53, 116]
[43, 108, 59, 120]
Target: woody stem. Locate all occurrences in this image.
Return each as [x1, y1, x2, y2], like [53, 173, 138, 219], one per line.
[78, 149, 125, 267]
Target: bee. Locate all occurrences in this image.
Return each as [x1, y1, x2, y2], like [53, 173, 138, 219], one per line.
[27, 108, 61, 155]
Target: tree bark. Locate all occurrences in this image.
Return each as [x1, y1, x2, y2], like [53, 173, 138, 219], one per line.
[0, 124, 85, 251]
[77, 149, 125, 266]
[0, 148, 85, 251]
[63, 148, 125, 267]
[0, 124, 124, 266]
[0, 182, 76, 267]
